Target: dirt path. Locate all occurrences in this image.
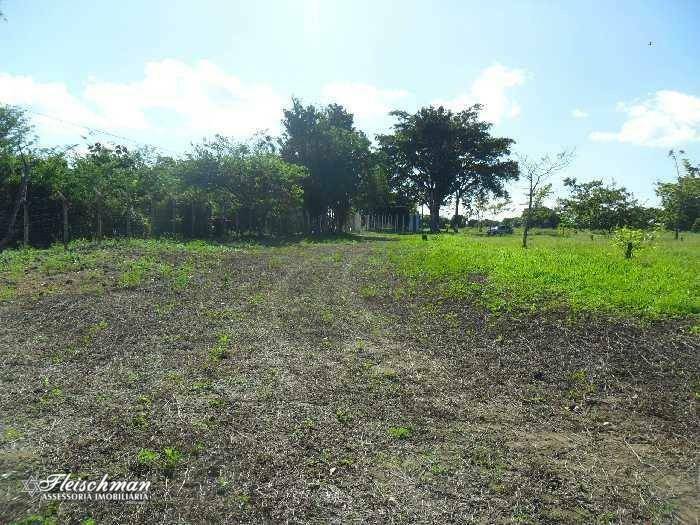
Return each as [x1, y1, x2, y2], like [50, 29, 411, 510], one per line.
[0, 239, 698, 523]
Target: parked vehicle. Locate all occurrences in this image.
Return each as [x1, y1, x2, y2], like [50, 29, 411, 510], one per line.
[486, 224, 514, 236]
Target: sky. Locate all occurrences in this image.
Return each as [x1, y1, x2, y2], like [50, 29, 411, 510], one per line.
[1, 0, 699, 214]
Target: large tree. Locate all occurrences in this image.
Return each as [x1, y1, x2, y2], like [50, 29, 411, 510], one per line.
[559, 177, 637, 233]
[656, 153, 700, 238]
[0, 105, 35, 250]
[379, 105, 517, 232]
[280, 98, 370, 232]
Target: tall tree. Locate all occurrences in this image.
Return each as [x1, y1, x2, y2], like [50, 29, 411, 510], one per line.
[656, 155, 700, 238]
[280, 98, 370, 232]
[559, 177, 639, 233]
[0, 105, 35, 251]
[519, 150, 574, 248]
[379, 105, 517, 233]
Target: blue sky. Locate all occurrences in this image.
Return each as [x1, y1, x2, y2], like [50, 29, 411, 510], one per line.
[2, 0, 699, 212]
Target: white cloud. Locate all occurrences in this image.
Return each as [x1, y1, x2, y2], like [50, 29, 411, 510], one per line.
[433, 63, 527, 123]
[0, 59, 286, 142]
[0, 73, 107, 134]
[572, 108, 589, 118]
[320, 82, 410, 123]
[590, 90, 700, 147]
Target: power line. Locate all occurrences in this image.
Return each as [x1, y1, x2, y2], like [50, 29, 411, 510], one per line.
[19, 105, 183, 157]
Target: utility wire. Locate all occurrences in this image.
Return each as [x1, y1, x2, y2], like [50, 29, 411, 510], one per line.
[19, 105, 183, 157]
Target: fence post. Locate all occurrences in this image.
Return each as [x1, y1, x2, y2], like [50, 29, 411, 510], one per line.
[57, 191, 69, 249]
[126, 204, 132, 238]
[23, 189, 29, 246]
[171, 197, 177, 235]
[95, 190, 103, 243]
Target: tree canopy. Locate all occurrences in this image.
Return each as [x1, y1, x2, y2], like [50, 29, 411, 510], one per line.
[280, 98, 371, 231]
[378, 105, 518, 232]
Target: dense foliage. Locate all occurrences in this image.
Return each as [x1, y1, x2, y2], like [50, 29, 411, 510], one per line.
[378, 105, 518, 232]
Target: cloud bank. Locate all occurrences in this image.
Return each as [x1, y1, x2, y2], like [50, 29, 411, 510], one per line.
[590, 90, 700, 147]
[0, 60, 528, 146]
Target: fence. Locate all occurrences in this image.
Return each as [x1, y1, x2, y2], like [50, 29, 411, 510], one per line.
[0, 180, 423, 249]
[357, 213, 422, 233]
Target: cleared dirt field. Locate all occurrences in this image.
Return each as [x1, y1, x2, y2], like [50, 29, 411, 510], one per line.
[0, 237, 698, 524]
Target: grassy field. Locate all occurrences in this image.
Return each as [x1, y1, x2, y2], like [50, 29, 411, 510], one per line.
[0, 232, 698, 524]
[389, 228, 700, 317]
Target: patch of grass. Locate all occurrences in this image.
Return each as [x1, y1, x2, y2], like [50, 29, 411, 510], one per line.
[320, 308, 334, 324]
[388, 230, 700, 317]
[38, 379, 63, 406]
[10, 516, 58, 525]
[568, 369, 596, 402]
[2, 426, 23, 442]
[209, 332, 232, 361]
[359, 285, 379, 299]
[388, 426, 413, 439]
[135, 446, 183, 476]
[335, 407, 353, 425]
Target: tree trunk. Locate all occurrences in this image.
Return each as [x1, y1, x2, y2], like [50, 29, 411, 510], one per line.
[149, 195, 156, 238]
[522, 184, 534, 248]
[429, 201, 440, 233]
[453, 190, 460, 233]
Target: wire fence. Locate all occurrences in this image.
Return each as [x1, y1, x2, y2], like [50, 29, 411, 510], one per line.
[0, 182, 423, 249]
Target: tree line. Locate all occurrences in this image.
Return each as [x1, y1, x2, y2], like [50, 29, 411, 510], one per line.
[1, 101, 698, 250]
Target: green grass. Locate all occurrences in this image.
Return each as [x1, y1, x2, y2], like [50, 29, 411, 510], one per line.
[2, 231, 698, 318]
[387, 229, 700, 317]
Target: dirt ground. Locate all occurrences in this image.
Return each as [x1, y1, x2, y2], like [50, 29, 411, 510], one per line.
[0, 239, 698, 524]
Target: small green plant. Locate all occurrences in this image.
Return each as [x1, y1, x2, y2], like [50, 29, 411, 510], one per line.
[170, 264, 193, 291]
[209, 332, 232, 361]
[388, 426, 413, 439]
[233, 493, 251, 507]
[2, 426, 23, 442]
[321, 309, 334, 324]
[136, 448, 160, 467]
[136, 446, 183, 476]
[216, 475, 232, 495]
[335, 407, 352, 425]
[568, 369, 595, 401]
[162, 447, 183, 472]
[611, 227, 655, 259]
[359, 285, 379, 299]
[39, 379, 63, 406]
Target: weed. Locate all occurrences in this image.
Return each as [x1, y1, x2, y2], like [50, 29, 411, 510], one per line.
[321, 309, 334, 324]
[2, 426, 23, 442]
[359, 285, 379, 299]
[136, 446, 183, 476]
[335, 408, 353, 425]
[388, 426, 412, 439]
[568, 369, 595, 401]
[209, 332, 232, 361]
